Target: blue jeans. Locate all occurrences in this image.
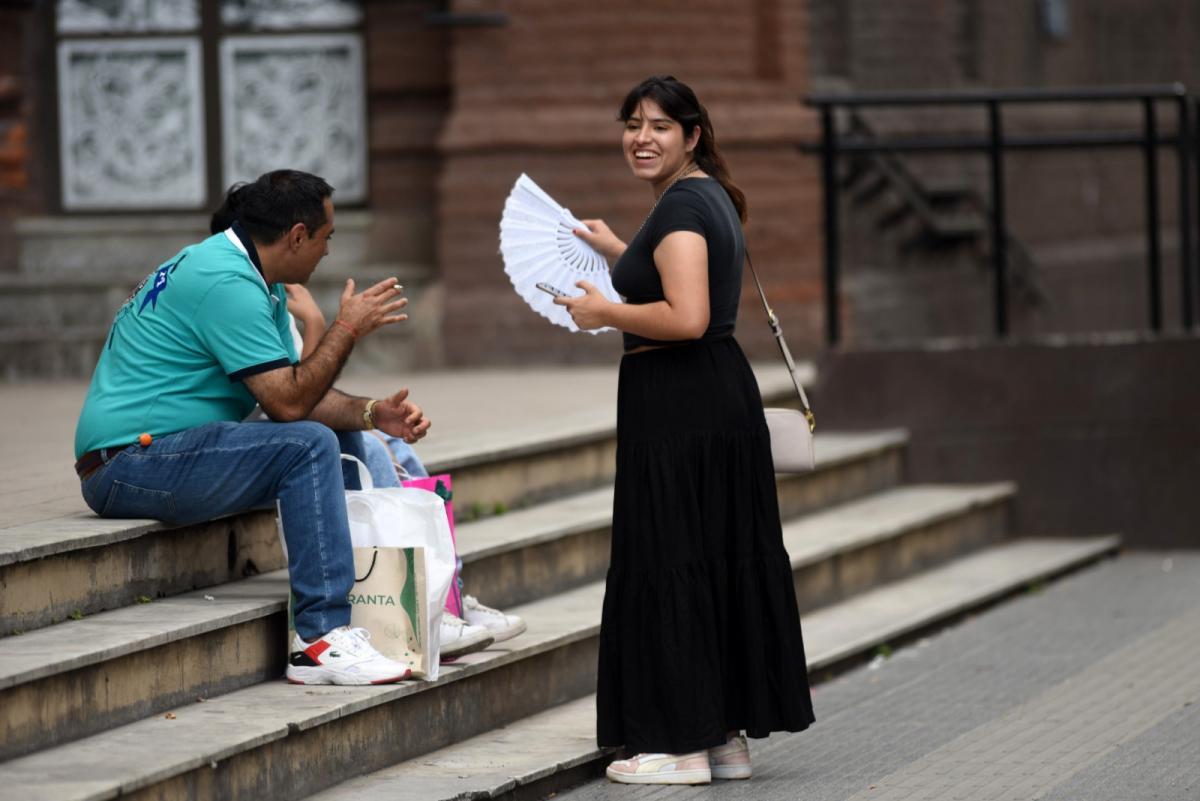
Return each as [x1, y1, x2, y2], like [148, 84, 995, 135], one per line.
[80, 420, 367, 641]
[359, 432, 403, 488]
[358, 432, 429, 486]
[387, 436, 428, 478]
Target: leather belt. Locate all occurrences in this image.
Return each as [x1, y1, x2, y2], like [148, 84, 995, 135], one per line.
[74, 444, 134, 479]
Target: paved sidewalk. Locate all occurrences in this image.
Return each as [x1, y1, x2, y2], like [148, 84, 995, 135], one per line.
[555, 552, 1200, 801]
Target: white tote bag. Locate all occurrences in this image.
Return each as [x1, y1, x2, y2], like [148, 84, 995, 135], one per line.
[341, 456, 456, 679]
[347, 546, 431, 678]
[278, 457, 457, 679]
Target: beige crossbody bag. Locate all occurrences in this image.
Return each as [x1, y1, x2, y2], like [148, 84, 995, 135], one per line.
[746, 251, 816, 472]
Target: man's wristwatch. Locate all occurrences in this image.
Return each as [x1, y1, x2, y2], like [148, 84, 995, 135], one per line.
[363, 398, 379, 430]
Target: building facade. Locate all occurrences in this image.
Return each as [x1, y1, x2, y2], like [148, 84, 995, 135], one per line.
[0, 0, 817, 375]
[2, 0, 1199, 377]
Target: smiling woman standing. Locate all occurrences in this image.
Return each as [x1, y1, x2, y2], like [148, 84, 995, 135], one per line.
[557, 76, 816, 785]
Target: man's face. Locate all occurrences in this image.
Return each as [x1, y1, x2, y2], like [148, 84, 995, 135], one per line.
[289, 197, 335, 283]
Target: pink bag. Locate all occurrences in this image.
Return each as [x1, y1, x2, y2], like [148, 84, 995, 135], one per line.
[401, 474, 462, 617]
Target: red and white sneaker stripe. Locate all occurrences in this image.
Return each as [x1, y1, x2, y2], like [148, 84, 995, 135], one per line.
[286, 626, 412, 686]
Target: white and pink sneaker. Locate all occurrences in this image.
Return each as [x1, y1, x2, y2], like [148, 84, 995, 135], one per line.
[605, 751, 711, 785]
[708, 733, 752, 779]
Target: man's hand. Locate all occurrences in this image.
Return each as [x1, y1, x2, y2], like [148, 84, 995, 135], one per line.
[555, 280, 612, 330]
[334, 277, 408, 339]
[372, 388, 431, 444]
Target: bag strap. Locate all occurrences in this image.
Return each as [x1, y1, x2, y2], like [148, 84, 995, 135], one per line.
[355, 548, 380, 582]
[340, 453, 375, 491]
[746, 249, 815, 433]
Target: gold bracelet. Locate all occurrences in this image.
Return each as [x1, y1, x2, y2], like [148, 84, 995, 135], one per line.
[363, 398, 379, 431]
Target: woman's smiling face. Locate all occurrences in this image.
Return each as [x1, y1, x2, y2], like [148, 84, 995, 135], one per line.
[622, 99, 700, 190]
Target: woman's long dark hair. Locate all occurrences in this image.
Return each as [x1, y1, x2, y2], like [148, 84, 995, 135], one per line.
[618, 75, 748, 223]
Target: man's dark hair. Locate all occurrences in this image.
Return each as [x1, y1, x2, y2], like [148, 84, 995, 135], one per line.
[209, 169, 334, 243]
[209, 183, 247, 234]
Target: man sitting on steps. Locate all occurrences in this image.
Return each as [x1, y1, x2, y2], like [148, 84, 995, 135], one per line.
[73, 169, 429, 686]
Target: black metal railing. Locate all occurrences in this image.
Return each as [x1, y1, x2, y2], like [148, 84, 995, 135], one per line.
[805, 85, 1195, 345]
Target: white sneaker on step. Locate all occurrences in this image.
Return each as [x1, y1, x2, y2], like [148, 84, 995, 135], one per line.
[286, 626, 412, 686]
[462, 595, 527, 643]
[439, 613, 495, 660]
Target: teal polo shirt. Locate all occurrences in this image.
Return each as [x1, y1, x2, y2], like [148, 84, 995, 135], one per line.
[74, 226, 299, 458]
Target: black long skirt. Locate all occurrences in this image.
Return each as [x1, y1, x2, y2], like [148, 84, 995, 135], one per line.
[596, 336, 816, 754]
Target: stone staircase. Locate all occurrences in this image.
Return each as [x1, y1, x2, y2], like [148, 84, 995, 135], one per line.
[0, 370, 1119, 800]
[834, 113, 1046, 345]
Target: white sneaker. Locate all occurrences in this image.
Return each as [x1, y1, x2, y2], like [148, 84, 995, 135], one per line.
[286, 626, 412, 686]
[439, 613, 495, 660]
[708, 734, 752, 779]
[462, 595, 528, 643]
[606, 752, 712, 785]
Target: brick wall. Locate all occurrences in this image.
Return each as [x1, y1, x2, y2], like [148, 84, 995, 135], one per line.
[9, 1, 1190, 363]
[814, 0, 1200, 90]
[818, 337, 1200, 548]
[850, 0, 960, 90]
[0, 77, 24, 195]
[363, 2, 450, 268]
[436, 0, 821, 365]
[0, 6, 35, 272]
[808, 0, 1200, 342]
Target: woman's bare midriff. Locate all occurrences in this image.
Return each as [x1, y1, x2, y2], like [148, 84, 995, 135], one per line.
[624, 342, 686, 355]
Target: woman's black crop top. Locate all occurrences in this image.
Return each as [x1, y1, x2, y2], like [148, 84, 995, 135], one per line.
[610, 177, 744, 352]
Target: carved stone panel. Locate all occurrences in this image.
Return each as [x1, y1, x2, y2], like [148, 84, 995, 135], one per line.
[221, 0, 362, 31]
[58, 38, 207, 210]
[57, 0, 199, 33]
[220, 34, 367, 202]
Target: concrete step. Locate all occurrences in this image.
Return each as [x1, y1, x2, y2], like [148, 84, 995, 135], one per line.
[0, 426, 898, 638]
[784, 482, 1014, 613]
[0, 573, 290, 761]
[0, 510, 282, 637]
[0, 366, 824, 636]
[0, 275, 135, 330]
[305, 695, 606, 801]
[0, 477, 983, 773]
[0, 329, 111, 382]
[459, 430, 907, 610]
[420, 366, 811, 515]
[850, 172, 890, 203]
[919, 176, 977, 205]
[802, 535, 1122, 671]
[305, 536, 1123, 801]
[0, 578, 605, 801]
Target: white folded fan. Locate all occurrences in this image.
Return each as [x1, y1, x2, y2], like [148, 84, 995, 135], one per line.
[499, 173, 622, 334]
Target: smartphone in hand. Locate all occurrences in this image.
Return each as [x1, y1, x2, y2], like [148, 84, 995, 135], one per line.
[536, 282, 571, 298]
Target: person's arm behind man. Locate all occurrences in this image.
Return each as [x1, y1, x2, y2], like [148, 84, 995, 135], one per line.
[244, 278, 431, 444]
